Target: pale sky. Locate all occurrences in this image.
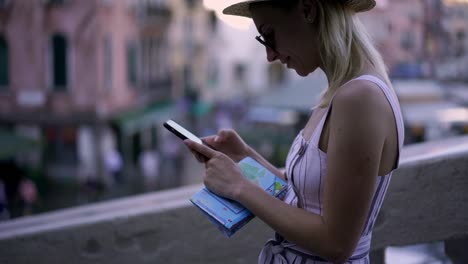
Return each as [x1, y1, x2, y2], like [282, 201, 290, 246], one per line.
[203, 0, 252, 30]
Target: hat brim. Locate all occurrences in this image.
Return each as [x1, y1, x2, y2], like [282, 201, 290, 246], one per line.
[222, 0, 376, 18]
[222, 0, 270, 18]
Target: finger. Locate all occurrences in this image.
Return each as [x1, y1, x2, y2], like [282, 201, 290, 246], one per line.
[184, 139, 217, 159]
[218, 129, 235, 142]
[189, 149, 205, 163]
[196, 153, 207, 163]
[185, 142, 208, 163]
[202, 135, 218, 146]
[202, 140, 218, 151]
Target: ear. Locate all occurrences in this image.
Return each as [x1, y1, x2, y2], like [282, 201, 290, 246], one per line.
[301, 0, 317, 23]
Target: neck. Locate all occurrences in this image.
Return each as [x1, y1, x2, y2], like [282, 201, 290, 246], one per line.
[319, 61, 379, 87]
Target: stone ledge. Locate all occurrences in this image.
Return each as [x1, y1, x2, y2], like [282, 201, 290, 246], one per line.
[0, 184, 199, 240]
[0, 136, 467, 264]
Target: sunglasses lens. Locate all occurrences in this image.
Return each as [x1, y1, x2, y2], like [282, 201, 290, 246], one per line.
[256, 36, 274, 51]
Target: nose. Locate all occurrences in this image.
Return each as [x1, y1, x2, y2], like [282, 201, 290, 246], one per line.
[266, 47, 279, 62]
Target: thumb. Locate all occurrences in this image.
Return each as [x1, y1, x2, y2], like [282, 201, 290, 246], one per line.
[202, 135, 218, 146]
[217, 129, 233, 142]
[184, 139, 217, 159]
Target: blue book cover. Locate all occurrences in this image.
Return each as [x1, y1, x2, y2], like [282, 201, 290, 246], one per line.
[190, 157, 288, 237]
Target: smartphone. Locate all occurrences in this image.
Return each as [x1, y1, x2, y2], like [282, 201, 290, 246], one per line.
[164, 119, 204, 145]
[163, 119, 215, 161]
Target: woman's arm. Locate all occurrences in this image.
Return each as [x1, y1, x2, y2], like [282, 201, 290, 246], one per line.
[186, 82, 390, 262]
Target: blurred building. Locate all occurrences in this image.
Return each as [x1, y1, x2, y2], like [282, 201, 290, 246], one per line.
[442, 0, 468, 58]
[167, 0, 216, 100]
[422, 0, 446, 77]
[437, 0, 468, 81]
[359, 0, 427, 78]
[0, 0, 178, 183]
[202, 13, 293, 103]
[393, 79, 468, 143]
[359, 0, 455, 79]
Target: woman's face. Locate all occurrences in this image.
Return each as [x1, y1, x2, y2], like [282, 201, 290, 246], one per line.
[251, 2, 321, 76]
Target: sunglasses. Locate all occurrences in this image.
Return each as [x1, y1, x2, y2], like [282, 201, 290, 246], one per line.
[255, 34, 277, 53]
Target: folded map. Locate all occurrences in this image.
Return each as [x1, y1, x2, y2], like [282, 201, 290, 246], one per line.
[190, 157, 288, 237]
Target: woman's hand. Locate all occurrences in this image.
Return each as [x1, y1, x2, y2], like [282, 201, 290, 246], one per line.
[184, 139, 250, 200]
[190, 129, 251, 163]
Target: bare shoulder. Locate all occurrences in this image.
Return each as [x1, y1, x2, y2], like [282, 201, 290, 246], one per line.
[332, 79, 391, 120]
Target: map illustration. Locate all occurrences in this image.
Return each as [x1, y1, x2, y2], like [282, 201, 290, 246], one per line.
[190, 157, 288, 237]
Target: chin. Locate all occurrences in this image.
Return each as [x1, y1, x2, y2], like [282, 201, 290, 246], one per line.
[295, 68, 309, 77]
[294, 66, 317, 77]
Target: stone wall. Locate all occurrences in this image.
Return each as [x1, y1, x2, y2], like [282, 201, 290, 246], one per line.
[1, 136, 468, 264]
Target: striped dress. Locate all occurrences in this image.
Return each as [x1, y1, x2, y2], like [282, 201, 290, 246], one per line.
[258, 75, 405, 264]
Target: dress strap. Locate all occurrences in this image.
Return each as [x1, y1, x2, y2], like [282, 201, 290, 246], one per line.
[310, 107, 332, 147]
[310, 75, 405, 161]
[352, 75, 405, 150]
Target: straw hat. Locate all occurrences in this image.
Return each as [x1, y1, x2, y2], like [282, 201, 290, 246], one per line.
[223, 0, 376, 18]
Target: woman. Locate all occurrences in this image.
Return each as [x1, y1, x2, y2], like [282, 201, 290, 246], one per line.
[185, 0, 405, 263]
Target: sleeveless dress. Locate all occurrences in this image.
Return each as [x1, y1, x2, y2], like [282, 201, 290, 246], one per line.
[258, 75, 405, 264]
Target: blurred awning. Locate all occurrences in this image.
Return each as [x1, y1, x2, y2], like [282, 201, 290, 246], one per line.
[254, 70, 328, 113]
[401, 101, 468, 126]
[393, 79, 445, 103]
[0, 129, 40, 160]
[247, 106, 299, 126]
[114, 102, 177, 136]
[192, 101, 213, 117]
[448, 86, 468, 105]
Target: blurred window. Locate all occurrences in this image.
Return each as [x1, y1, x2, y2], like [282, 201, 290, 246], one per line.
[408, 12, 419, 24]
[100, 0, 112, 6]
[401, 30, 415, 51]
[141, 38, 149, 87]
[0, 36, 8, 88]
[209, 10, 217, 32]
[44, 126, 78, 165]
[234, 63, 246, 83]
[183, 65, 193, 91]
[0, 0, 11, 8]
[208, 59, 219, 87]
[185, 0, 195, 9]
[160, 37, 169, 81]
[269, 63, 286, 87]
[127, 42, 138, 87]
[456, 31, 465, 41]
[184, 17, 194, 57]
[45, 0, 66, 5]
[456, 30, 465, 57]
[104, 35, 113, 91]
[51, 34, 68, 91]
[141, 37, 165, 88]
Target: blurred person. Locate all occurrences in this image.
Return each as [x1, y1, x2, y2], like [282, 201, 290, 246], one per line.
[0, 160, 24, 217]
[184, 0, 405, 263]
[0, 180, 9, 220]
[18, 178, 38, 216]
[161, 130, 184, 188]
[105, 148, 123, 184]
[138, 148, 160, 191]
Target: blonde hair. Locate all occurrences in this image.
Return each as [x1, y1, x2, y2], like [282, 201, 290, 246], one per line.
[315, 1, 392, 108]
